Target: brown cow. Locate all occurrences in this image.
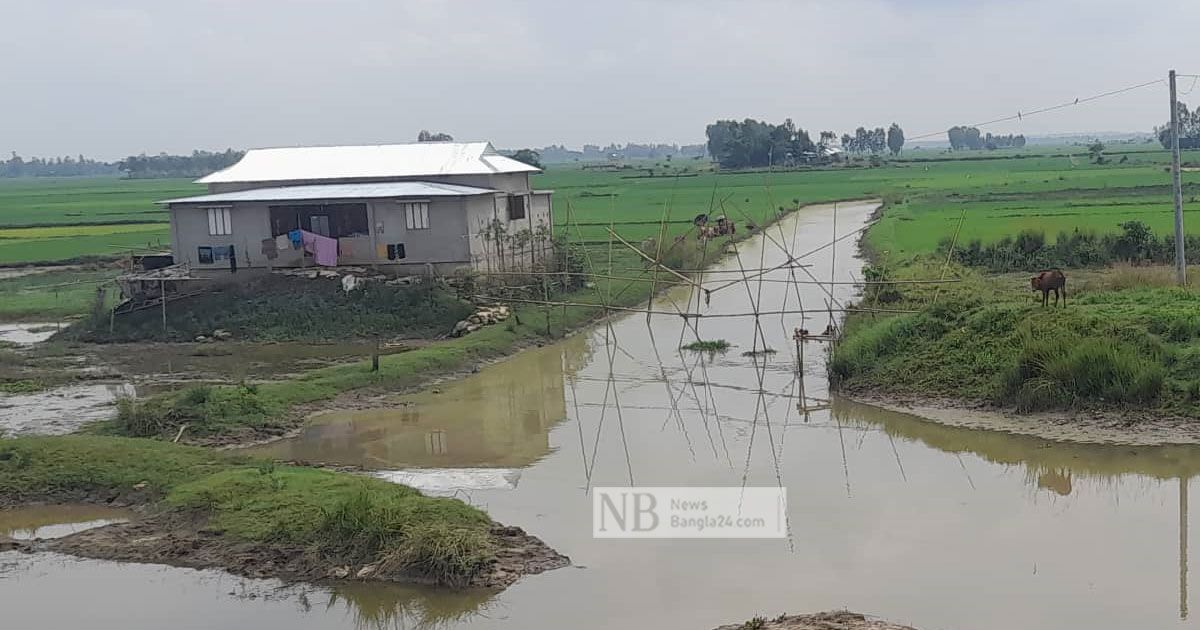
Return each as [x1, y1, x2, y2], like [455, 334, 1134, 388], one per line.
[1031, 269, 1067, 307]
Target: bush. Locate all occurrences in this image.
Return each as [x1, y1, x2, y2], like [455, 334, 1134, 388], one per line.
[1000, 335, 1164, 412]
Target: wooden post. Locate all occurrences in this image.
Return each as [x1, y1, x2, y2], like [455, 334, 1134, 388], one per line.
[372, 339, 380, 373]
[1170, 69, 1187, 285]
[160, 279, 167, 334]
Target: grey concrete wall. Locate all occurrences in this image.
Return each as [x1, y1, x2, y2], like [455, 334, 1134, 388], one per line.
[170, 202, 274, 270]
[170, 195, 478, 271]
[464, 192, 555, 272]
[369, 197, 472, 264]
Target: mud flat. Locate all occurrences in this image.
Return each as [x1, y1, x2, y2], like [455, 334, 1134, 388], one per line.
[713, 611, 916, 630]
[847, 392, 1200, 447]
[28, 512, 567, 590]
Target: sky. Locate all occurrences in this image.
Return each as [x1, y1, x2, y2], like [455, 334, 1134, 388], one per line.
[3, 0, 1198, 159]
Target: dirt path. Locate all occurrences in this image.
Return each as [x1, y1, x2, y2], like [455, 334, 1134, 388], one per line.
[712, 611, 916, 630]
[848, 392, 1200, 447]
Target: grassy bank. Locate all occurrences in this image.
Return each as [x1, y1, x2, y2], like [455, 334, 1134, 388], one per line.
[68, 275, 474, 343]
[831, 260, 1200, 417]
[0, 267, 120, 322]
[0, 435, 498, 585]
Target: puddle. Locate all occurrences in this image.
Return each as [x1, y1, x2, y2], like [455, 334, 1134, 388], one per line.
[0, 382, 135, 436]
[9, 201, 1200, 629]
[374, 468, 522, 496]
[0, 505, 131, 540]
[0, 322, 61, 345]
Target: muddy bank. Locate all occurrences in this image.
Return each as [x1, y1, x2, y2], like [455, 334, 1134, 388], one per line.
[846, 391, 1200, 446]
[713, 611, 916, 630]
[16, 509, 567, 590]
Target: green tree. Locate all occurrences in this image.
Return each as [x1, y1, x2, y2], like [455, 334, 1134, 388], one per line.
[417, 130, 454, 142]
[510, 148, 543, 169]
[886, 123, 905, 156]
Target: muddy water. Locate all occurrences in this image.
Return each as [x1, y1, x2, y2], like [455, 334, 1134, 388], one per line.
[0, 505, 130, 540]
[6, 200, 1200, 629]
[0, 382, 136, 436]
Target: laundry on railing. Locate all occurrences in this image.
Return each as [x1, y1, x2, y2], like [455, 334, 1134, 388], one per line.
[299, 230, 338, 266]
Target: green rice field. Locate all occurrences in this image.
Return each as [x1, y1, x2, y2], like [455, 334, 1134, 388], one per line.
[0, 144, 1195, 267]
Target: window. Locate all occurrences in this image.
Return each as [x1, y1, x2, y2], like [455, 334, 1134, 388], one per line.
[404, 202, 429, 230]
[206, 207, 232, 236]
[508, 195, 527, 220]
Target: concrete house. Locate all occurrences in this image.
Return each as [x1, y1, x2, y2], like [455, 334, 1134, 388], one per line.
[160, 142, 552, 276]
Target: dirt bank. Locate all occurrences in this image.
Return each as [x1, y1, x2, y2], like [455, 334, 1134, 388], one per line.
[712, 611, 916, 630]
[19, 509, 568, 590]
[847, 391, 1200, 447]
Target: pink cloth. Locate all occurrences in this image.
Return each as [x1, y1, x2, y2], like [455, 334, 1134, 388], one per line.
[300, 230, 339, 266]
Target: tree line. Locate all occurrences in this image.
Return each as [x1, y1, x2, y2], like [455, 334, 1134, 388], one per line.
[839, 124, 905, 155]
[705, 119, 817, 169]
[118, 149, 244, 179]
[946, 126, 1027, 150]
[1, 152, 118, 177]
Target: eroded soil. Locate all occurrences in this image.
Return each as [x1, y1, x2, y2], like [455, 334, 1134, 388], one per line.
[848, 391, 1200, 446]
[22, 510, 568, 590]
[713, 611, 917, 630]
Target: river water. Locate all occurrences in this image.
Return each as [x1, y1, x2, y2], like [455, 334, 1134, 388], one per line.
[5, 201, 1200, 629]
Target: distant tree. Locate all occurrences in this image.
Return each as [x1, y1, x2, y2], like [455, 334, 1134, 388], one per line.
[705, 118, 814, 169]
[510, 148, 543, 169]
[1088, 140, 1106, 163]
[1156, 101, 1200, 149]
[417, 130, 454, 142]
[886, 123, 905, 156]
[840, 133, 853, 153]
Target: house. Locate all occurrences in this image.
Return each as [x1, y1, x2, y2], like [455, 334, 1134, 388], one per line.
[160, 142, 553, 276]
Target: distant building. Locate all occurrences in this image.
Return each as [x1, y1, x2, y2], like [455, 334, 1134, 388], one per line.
[160, 142, 552, 275]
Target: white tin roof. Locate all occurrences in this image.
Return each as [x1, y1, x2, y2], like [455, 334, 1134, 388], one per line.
[160, 181, 498, 205]
[195, 142, 540, 184]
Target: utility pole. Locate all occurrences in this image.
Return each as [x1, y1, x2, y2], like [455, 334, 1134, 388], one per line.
[1170, 69, 1187, 285]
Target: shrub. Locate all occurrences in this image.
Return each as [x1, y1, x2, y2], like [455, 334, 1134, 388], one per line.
[1001, 334, 1164, 412]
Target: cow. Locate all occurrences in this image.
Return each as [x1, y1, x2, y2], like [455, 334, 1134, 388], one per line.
[1031, 269, 1067, 307]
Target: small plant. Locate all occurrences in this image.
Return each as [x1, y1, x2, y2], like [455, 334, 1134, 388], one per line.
[741, 348, 777, 357]
[741, 617, 768, 630]
[682, 339, 731, 352]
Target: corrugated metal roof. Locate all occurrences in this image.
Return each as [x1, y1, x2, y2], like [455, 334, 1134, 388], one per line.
[195, 141, 540, 184]
[160, 181, 498, 205]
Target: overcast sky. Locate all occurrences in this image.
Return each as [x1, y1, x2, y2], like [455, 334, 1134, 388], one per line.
[3, 0, 1197, 159]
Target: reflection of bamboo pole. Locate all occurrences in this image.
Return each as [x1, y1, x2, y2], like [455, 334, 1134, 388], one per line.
[1183, 476, 1189, 620]
[470, 294, 920, 316]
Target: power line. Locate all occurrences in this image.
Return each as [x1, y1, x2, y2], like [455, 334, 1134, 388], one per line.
[906, 77, 1166, 142]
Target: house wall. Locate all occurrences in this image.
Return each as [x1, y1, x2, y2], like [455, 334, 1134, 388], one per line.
[171, 195, 479, 273]
[464, 191, 555, 272]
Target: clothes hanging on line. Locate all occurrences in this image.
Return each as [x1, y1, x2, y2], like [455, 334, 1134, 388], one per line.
[288, 229, 303, 249]
[275, 234, 291, 253]
[300, 230, 338, 266]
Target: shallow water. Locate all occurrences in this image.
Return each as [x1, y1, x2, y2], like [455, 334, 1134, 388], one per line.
[0, 505, 131, 540]
[6, 201, 1200, 629]
[0, 322, 61, 345]
[0, 382, 135, 436]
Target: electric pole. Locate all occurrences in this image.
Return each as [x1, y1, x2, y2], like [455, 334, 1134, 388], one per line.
[1170, 69, 1187, 285]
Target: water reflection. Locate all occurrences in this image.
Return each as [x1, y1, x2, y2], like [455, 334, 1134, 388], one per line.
[251, 334, 588, 469]
[0, 504, 130, 540]
[0, 551, 497, 630]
